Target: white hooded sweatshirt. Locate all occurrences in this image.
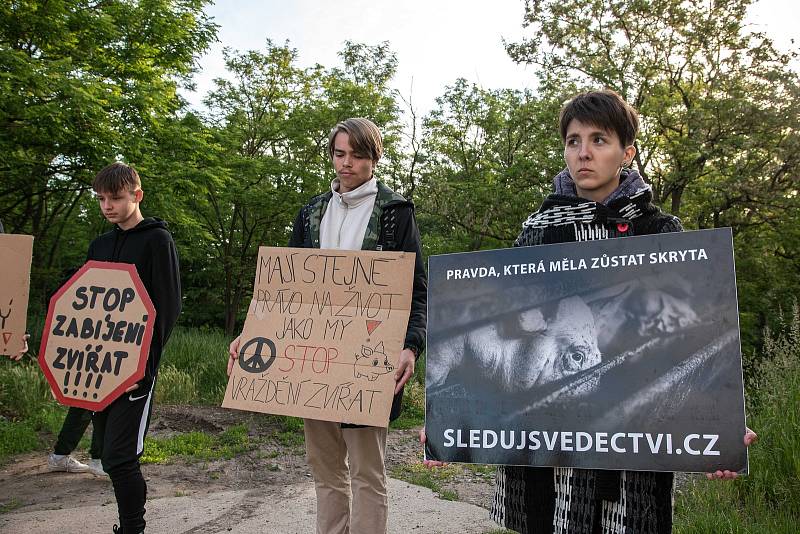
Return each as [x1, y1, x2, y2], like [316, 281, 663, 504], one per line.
[319, 177, 378, 250]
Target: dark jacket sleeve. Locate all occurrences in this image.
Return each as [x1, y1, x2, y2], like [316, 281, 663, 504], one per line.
[657, 215, 684, 234]
[395, 205, 427, 357]
[143, 230, 182, 387]
[288, 207, 305, 248]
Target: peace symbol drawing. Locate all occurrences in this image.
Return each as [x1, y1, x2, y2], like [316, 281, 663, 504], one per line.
[238, 337, 277, 373]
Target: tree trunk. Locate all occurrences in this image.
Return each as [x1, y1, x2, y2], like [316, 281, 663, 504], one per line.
[670, 185, 684, 216]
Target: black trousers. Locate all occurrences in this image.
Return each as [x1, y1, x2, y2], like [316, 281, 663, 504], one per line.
[93, 383, 156, 533]
[54, 407, 102, 459]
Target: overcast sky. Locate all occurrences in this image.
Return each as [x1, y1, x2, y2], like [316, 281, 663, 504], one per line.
[181, 0, 799, 117]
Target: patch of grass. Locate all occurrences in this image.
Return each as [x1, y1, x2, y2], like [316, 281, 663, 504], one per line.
[141, 423, 253, 464]
[0, 419, 39, 460]
[279, 416, 304, 433]
[155, 365, 199, 404]
[463, 463, 498, 480]
[266, 416, 305, 450]
[158, 327, 230, 404]
[0, 497, 22, 514]
[438, 488, 459, 501]
[0, 360, 55, 418]
[389, 462, 460, 501]
[275, 430, 304, 449]
[0, 359, 69, 462]
[674, 479, 796, 533]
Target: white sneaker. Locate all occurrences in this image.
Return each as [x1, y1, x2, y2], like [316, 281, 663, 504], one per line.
[87, 458, 107, 477]
[47, 453, 90, 473]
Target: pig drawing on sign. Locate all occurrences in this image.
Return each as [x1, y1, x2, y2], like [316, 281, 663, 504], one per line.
[430, 296, 601, 392]
[354, 340, 394, 381]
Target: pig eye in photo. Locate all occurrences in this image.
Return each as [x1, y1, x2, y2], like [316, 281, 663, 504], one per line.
[373, 359, 379, 366]
[562, 350, 586, 371]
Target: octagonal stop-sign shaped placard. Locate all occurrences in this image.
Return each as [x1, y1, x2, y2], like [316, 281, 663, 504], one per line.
[38, 261, 156, 410]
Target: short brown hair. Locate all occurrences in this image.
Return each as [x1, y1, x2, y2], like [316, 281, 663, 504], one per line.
[327, 118, 383, 163]
[559, 90, 639, 147]
[93, 162, 141, 193]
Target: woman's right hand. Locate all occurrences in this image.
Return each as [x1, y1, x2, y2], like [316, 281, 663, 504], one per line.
[420, 428, 447, 468]
[227, 335, 242, 376]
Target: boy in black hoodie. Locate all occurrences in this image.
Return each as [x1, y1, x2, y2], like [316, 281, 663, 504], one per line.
[88, 162, 181, 533]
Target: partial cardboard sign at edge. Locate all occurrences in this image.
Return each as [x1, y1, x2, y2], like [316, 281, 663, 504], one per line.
[0, 234, 34, 356]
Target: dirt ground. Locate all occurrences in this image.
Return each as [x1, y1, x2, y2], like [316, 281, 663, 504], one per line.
[0, 405, 495, 516]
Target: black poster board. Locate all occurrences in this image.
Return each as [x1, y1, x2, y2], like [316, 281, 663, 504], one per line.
[424, 229, 748, 473]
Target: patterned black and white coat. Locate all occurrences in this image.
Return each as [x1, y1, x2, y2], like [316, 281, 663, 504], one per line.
[491, 169, 681, 534]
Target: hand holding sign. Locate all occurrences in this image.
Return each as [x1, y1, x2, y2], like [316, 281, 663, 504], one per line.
[394, 348, 415, 395]
[706, 428, 758, 480]
[8, 333, 30, 361]
[227, 335, 241, 376]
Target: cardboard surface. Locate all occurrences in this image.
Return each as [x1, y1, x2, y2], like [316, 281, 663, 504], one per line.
[425, 229, 748, 473]
[38, 261, 156, 410]
[0, 234, 34, 356]
[223, 247, 415, 427]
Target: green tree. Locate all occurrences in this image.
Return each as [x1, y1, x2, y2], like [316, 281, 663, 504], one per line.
[506, 0, 800, 351]
[416, 79, 564, 253]
[0, 0, 217, 307]
[507, 0, 800, 216]
[186, 40, 404, 333]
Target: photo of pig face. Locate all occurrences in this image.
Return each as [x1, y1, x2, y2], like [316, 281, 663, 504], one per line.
[431, 296, 602, 392]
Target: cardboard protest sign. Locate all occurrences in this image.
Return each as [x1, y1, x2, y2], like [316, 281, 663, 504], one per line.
[0, 234, 34, 356]
[222, 247, 415, 427]
[38, 261, 156, 410]
[425, 228, 748, 474]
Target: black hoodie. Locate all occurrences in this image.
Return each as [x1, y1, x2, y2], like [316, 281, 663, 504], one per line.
[87, 217, 182, 392]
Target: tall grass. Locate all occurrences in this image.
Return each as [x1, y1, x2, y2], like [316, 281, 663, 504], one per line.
[0, 359, 67, 461]
[674, 304, 800, 533]
[157, 327, 230, 404]
[0, 361, 53, 419]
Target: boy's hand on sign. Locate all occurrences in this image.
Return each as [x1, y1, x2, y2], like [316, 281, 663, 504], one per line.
[9, 333, 30, 361]
[419, 428, 447, 468]
[125, 383, 140, 393]
[227, 335, 242, 376]
[706, 427, 758, 480]
[394, 348, 415, 394]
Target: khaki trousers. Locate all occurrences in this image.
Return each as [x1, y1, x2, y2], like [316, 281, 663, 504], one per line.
[304, 418, 388, 534]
